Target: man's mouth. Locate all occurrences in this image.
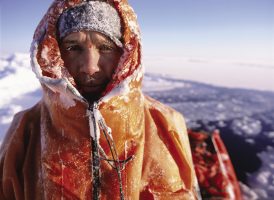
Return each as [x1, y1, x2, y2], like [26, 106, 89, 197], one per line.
[77, 83, 107, 102]
[79, 84, 104, 92]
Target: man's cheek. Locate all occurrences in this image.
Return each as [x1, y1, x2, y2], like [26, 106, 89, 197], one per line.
[66, 64, 78, 76]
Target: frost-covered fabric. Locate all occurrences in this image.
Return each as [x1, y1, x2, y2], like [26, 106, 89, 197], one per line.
[58, 1, 123, 47]
[0, 0, 198, 199]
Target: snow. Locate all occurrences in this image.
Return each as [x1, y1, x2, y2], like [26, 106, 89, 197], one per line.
[239, 182, 259, 200]
[142, 74, 189, 92]
[41, 46, 50, 63]
[0, 105, 22, 125]
[0, 53, 41, 139]
[247, 146, 274, 199]
[102, 66, 143, 103]
[59, 88, 78, 108]
[231, 117, 262, 137]
[266, 131, 274, 139]
[144, 54, 274, 92]
[256, 171, 271, 185]
[0, 53, 40, 108]
[142, 74, 274, 199]
[1, 52, 274, 199]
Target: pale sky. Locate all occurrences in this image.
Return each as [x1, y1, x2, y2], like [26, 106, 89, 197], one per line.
[1, 0, 274, 91]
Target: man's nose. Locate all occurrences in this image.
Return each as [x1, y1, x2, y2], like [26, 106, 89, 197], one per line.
[80, 48, 100, 75]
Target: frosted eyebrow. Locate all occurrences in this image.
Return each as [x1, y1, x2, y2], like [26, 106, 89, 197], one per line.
[101, 37, 113, 44]
[61, 34, 117, 47]
[105, 39, 116, 47]
[94, 36, 115, 47]
[62, 39, 79, 44]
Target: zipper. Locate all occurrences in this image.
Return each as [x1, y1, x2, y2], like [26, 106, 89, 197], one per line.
[88, 102, 133, 200]
[88, 103, 101, 200]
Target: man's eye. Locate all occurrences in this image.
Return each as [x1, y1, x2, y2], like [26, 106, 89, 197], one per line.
[65, 45, 82, 51]
[99, 45, 115, 53]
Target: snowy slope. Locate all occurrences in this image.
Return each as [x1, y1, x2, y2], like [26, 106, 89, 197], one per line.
[0, 53, 41, 140]
[1, 53, 274, 199]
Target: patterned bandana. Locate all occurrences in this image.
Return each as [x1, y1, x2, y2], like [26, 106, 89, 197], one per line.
[58, 1, 123, 47]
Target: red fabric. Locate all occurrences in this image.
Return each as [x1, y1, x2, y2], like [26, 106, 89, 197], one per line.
[188, 130, 242, 199]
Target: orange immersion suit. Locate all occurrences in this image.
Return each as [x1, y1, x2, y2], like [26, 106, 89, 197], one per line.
[0, 0, 199, 199]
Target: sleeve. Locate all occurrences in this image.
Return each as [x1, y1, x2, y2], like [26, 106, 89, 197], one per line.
[0, 112, 27, 200]
[141, 96, 200, 200]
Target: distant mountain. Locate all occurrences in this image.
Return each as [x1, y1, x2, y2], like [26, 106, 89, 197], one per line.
[1, 53, 274, 199]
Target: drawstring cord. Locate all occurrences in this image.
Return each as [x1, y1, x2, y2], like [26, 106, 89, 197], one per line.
[88, 103, 101, 200]
[88, 102, 133, 200]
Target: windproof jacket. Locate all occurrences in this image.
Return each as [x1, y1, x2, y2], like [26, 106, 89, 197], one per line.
[0, 0, 198, 199]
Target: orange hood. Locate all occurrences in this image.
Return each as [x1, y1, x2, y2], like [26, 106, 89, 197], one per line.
[30, 0, 143, 108]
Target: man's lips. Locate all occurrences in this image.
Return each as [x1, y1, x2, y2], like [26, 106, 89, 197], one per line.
[78, 84, 106, 92]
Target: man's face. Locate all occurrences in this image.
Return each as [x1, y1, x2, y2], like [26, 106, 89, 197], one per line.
[60, 31, 123, 102]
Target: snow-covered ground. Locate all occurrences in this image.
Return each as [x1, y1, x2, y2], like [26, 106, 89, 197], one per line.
[1, 53, 274, 199]
[143, 73, 274, 200]
[0, 53, 41, 141]
[143, 54, 274, 92]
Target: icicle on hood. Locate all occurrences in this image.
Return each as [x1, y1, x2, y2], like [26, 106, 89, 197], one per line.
[30, 0, 143, 108]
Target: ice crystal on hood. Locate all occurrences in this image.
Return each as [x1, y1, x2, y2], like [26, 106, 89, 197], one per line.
[41, 46, 50, 64]
[102, 78, 130, 103]
[102, 66, 143, 103]
[128, 19, 140, 38]
[59, 89, 77, 108]
[118, 3, 140, 38]
[30, 42, 43, 77]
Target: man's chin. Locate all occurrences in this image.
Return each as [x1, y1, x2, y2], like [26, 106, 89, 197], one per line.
[81, 89, 105, 102]
[77, 84, 107, 102]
